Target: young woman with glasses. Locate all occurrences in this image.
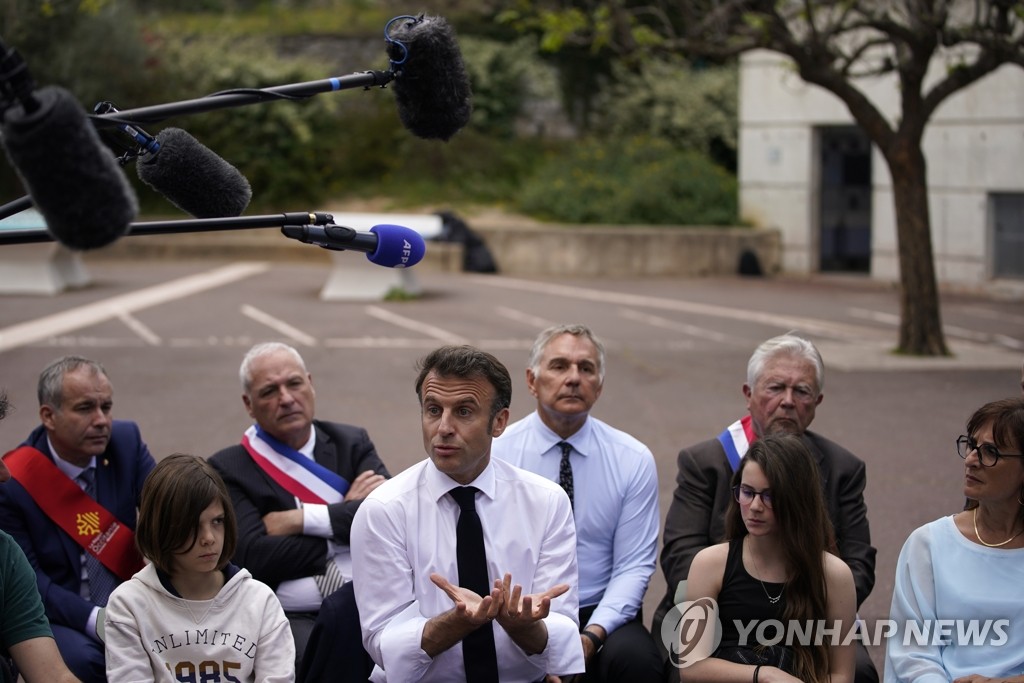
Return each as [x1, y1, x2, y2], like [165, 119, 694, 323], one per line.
[885, 398, 1024, 682]
[678, 433, 857, 683]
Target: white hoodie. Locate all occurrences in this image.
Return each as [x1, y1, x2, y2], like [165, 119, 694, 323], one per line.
[105, 563, 295, 682]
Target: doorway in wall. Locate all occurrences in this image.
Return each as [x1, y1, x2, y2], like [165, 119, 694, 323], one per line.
[990, 193, 1024, 279]
[818, 126, 872, 272]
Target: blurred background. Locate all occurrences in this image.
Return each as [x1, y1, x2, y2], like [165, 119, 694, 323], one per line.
[0, 0, 739, 225]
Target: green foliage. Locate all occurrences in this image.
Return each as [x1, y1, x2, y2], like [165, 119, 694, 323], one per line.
[591, 57, 738, 169]
[341, 127, 553, 207]
[458, 36, 559, 138]
[150, 4, 390, 36]
[132, 31, 358, 210]
[517, 137, 738, 225]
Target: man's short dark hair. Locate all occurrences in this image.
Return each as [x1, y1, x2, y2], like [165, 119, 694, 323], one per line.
[415, 345, 512, 421]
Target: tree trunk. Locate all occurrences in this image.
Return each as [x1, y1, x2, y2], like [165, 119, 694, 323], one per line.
[887, 142, 950, 356]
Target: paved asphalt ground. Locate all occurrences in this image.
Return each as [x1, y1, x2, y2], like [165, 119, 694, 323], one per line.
[1, 252, 1022, 670]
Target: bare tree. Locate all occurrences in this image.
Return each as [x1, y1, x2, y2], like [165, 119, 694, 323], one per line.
[506, 0, 1024, 355]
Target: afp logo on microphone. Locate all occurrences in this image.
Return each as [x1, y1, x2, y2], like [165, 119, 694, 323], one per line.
[396, 239, 413, 268]
[661, 595, 722, 669]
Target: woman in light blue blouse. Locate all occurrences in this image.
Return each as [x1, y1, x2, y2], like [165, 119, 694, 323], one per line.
[885, 398, 1024, 683]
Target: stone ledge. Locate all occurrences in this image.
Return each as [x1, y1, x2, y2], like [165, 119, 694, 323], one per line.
[469, 216, 781, 277]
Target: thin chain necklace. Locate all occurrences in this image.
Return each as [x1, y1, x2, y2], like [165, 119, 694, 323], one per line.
[746, 537, 785, 604]
[973, 508, 1024, 548]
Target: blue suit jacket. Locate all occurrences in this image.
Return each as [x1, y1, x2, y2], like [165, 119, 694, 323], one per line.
[0, 421, 155, 633]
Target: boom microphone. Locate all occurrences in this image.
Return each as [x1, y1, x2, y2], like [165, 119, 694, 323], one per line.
[386, 15, 472, 141]
[136, 127, 252, 218]
[281, 223, 426, 268]
[1, 85, 138, 250]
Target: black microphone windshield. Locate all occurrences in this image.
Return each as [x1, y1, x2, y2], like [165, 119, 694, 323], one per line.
[386, 15, 472, 141]
[1, 86, 138, 250]
[136, 127, 252, 218]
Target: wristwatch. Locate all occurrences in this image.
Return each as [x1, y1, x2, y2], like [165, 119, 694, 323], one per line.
[581, 629, 604, 653]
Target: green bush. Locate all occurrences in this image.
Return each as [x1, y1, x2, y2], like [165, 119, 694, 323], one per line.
[459, 35, 559, 138]
[517, 137, 738, 225]
[134, 31, 370, 211]
[591, 57, 738, 171]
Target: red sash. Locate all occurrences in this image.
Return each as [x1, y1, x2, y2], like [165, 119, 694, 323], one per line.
[2, 446, 144, 581]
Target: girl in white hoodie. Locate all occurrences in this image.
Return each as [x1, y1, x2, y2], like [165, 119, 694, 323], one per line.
[105, 454, 295, 682]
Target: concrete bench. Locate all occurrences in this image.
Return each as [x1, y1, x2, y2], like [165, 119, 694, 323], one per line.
[318, 212, 443, 301]
[0, 209, 92, 295]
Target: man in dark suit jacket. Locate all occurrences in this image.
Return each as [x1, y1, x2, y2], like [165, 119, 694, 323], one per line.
[655, 334, 877, 683]
[0, 356, 155, 683]
[209, 342, 389, 667]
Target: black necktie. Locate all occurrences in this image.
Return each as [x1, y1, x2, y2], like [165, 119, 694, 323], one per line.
[449, 486, 499, 682]
[556, 441, 574, 510]
[78, 468, 118, 607]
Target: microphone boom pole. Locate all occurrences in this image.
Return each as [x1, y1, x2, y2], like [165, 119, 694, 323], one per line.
[0, 211, 335, 245]
[92, 71, 395, 128]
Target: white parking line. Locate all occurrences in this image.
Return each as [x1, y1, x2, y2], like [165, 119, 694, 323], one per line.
[495, 306, 555, 329]
[0, 262, 269, 353]
[240, 305, 318, 347]
[365, 306, 468, 343]
[618, 309, 742, 345]
[471, 276, 889, 342]
[117, 311, 162, 346]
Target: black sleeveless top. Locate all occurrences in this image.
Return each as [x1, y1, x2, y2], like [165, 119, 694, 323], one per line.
[713, 538, 794, 670]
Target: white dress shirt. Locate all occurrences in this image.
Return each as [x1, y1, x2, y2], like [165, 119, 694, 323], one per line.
[351, 456, 585, 682]
[492, 412, 660, 635]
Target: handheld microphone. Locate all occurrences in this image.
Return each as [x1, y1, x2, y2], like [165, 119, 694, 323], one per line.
[281, 223, 426, 268]
[135, 127, 252, 218]
[1, 85, 139, 250]
[385, 14, 473, 141]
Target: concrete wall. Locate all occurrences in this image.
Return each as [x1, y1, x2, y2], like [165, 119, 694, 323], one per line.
[739, 49, 1024, 292]
[471, 220, 781, 278]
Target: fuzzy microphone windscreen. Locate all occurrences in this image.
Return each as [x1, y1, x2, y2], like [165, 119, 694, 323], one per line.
[1, 85, 138, 250]
[136, 127, 252, 218]
[386, 15, 473, 141]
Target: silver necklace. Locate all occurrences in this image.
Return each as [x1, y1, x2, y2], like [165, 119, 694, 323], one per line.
[747, 538, 785, 604]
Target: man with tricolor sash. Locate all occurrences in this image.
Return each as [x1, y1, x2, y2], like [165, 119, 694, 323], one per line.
[209, 342, 389, 669]
[0, 356, 155, 683]
[653, 334, 877, 683]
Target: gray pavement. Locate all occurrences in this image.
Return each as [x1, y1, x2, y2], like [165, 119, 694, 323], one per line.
[1, 254, 1021, 671]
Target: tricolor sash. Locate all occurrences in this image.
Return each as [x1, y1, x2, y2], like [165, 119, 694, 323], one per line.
[2, 446, 144, 581]
[717, 415, 756, 472]
[241, 425, 348, 504]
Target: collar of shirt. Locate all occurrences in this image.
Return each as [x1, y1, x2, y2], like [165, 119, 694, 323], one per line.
[528, 410, 593, 459]
[297, 425, 316, 459]
[46, 434, 97, 482]
[424, 456, 497, 506]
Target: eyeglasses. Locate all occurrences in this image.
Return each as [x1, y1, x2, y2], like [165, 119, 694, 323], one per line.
[733, 485, 773, 509]
[956, 435, 1024, 467]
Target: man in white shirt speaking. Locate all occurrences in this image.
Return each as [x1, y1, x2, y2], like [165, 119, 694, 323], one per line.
[492, 324, 663, 682]
[351, 345, 585, 682]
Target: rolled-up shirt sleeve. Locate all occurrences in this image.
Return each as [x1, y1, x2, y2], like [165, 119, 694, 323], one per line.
[352, 496, 434, 682]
